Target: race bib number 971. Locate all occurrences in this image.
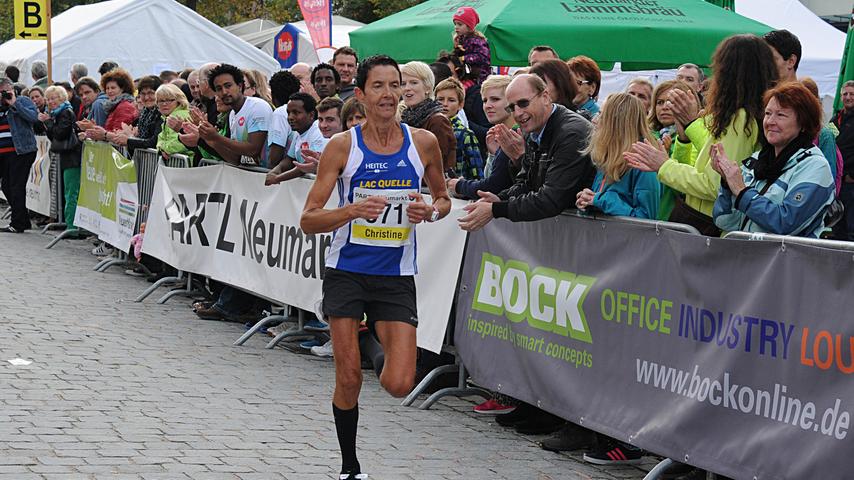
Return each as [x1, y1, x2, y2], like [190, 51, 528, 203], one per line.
[351, 187, 416, 247]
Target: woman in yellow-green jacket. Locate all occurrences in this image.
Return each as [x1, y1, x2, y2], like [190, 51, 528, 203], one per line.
[625, 34, 779, 236]
[154, 83, 194, 163]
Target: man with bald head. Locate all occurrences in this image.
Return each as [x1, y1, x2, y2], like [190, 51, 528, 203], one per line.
[459, 74, 594, 230]
[290, 63, 312, 83]
[196, 62, 220, 124]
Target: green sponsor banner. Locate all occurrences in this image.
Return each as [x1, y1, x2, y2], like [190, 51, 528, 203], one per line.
[75, 142, 138, 250]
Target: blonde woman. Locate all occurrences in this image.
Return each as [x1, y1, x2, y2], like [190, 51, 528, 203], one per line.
[39, 85, 82, 233]
[400, 61, 456, 170]
[154, 84, 193, 162]
[243, 69, 273, 107]
[576, 93, 660, 219]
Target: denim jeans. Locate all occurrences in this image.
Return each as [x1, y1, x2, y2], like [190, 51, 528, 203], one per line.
[212, 286, 257, 317]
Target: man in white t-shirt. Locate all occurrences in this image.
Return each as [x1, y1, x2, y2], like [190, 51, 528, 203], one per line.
[198, 64, 271, 165]
[267, 70, 302, 169]
[265, 92, 328, 185]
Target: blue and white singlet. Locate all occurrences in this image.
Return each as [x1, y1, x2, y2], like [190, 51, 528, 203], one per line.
[325, 123, 425, 276]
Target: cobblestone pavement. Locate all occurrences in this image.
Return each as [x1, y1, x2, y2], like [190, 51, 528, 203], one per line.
[0, 231, 658, 479]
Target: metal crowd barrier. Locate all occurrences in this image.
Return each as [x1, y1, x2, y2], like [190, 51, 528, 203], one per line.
[134, 151, 205, 304]
[722, 230, 854, 251]
[43, 153, 71, 248]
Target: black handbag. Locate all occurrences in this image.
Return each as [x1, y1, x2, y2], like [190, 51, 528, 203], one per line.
[49, 112, 81, 153]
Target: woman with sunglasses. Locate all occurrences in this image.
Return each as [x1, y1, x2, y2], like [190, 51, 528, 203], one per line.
[567, 55, 601, 117]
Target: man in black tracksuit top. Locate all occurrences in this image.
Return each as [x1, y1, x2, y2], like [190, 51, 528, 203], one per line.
[458, 73, 594, 229]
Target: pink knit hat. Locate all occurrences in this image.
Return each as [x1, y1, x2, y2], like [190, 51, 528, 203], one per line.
[453, 6, 480, 31]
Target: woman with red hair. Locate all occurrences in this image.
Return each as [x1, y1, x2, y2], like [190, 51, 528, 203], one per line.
[711, 82, 835, 237]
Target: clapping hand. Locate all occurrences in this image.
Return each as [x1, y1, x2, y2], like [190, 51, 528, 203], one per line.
[710, 143, 745, 194]
[624, 138, 668, 173]
[493, 124, 525, 163]
[179, 122, 199, 147]
[166, 115, 184, 132]
[576, 188, 595, 210]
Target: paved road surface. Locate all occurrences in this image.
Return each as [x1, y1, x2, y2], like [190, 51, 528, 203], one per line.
[0, 231, 657, 479]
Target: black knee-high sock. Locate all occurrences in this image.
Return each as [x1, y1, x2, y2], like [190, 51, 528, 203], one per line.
[359, 332, 385, 377]
[333, 402, 360, 474]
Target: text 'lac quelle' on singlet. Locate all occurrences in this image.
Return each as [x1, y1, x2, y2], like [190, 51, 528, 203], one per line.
[325, 124, 424, 276]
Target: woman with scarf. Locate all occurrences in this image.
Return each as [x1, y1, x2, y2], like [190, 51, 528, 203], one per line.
[712, 82, 835, 238]
[84, 68, 138, 141]
[38, 86, 82, 234]
[400, 61, 456, 172]
[108, 75, 162, 155]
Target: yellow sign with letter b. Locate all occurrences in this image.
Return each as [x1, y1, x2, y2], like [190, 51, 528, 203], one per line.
[14, 0, 49, 40]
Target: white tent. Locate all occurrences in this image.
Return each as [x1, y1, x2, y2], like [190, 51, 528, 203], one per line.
[0, 0, 280, 85]
[227, 15, 365, 67]
[736, 0, 845, 100]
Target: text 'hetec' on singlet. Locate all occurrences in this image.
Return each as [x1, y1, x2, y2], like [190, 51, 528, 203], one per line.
[325, 123, 425, 276]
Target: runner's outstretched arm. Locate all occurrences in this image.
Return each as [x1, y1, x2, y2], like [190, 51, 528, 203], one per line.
[412, 129, 451, 220]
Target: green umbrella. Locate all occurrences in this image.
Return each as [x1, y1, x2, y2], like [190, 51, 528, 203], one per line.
[349, 0, 771, 70]
[705, 0, 735, 10]
[833, 9, 854, 114]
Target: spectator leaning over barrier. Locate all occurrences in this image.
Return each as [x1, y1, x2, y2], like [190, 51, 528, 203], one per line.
[267, 70, 302, 170]
[194, 63, 219, 124]
[0, 77, 40, 233]
[31, 61, 48, 89]
[648, 80, 702, 220]
[312, 63, 341, 101]
[576, 93, 660, 220]
[448, 74, 520, 200]
[435, 77, 484, 180]
[333, 46, 359, 101]
[74, 77, 100, 122]
[567, 55, 601, 118]
[458, 73, 594, 227]
[111, 75, 162, 153]
[199, 64, 271, 166]
[625, 34, 778, 236]
[38, 85, 82, 235]
[528, 45, 560, 67]
[529, 60, 580, 114]
[265, 92, 327, 185]
[154, 83, 193, 162]
[712, 82, 834, 238]
[833, 80, 854, 240]
[676, 63, 705, 104]
[400, 61, 457, 172]
[626, 77, 654, 114]
[342, 97, 366, 129]
[28, 86, 46, 113]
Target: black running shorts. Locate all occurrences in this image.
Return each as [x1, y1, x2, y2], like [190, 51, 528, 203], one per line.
[322, 267, 418, 330]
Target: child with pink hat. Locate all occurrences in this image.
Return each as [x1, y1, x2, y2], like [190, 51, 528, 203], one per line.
[452, 6, 492, 89]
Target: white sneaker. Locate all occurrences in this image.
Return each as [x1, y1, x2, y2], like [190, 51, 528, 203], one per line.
[310, 340, 333, 358]
[91, 242, 115, 256]
[339, 474, 367, 480]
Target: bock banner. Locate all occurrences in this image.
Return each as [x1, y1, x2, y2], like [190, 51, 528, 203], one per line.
[455, 215, 854, 479]
[75, 142, 138, 251]
[143, 164, 469, 353]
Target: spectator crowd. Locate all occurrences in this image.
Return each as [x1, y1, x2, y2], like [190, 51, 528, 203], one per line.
[0, 6, 851, 479]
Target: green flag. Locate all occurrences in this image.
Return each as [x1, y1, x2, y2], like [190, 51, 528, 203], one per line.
[833, 9, 854, 114]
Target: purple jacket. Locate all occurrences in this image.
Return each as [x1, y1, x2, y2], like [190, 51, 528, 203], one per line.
[456, 34, 491, 85]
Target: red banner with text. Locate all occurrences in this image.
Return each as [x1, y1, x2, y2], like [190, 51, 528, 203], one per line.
[298, 0, 332, 49]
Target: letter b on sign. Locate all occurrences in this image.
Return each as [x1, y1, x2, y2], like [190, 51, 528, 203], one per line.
[14, 0, 48, 40]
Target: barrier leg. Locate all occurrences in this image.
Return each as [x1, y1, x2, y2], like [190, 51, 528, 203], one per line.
[135, 271, 184, 302]
[401, 364, 459, 407]
[44, 229, 76, 249]
[96, 252, 129, 272]
[643, 458, 676, 480]
[418, 360, 490, 410]
[233, 314, 286, 346]
[40, 221, 66, 234]
[156, 273, 206, 305]
[93, 257, 113, 271]
[265, 309, 313, 349]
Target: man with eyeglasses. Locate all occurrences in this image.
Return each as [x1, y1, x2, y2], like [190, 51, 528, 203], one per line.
[458, 74, 594, 231]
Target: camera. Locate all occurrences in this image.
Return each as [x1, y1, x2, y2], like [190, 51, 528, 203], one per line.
[0, 91, 12, 100]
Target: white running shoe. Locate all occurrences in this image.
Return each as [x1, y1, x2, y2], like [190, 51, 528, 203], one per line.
[310, 340, 334, 358]
[339, 474, 367, 480]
